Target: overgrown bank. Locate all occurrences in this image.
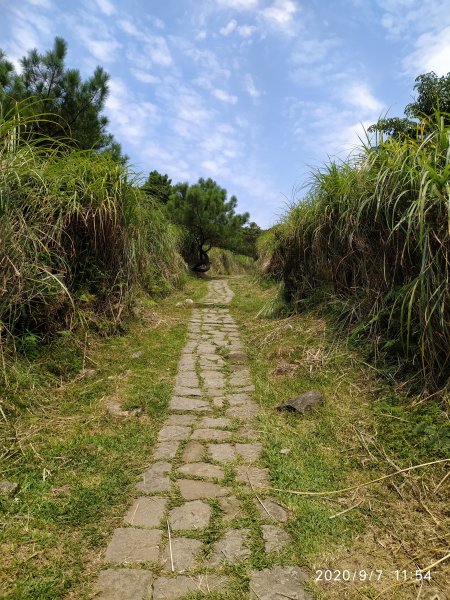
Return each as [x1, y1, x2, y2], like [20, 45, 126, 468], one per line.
[260, 115, 450, 390]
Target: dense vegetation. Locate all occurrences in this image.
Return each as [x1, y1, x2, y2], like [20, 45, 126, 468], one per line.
[260, 75, 450, 391]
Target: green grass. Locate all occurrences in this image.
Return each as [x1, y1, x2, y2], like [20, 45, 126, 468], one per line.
[0, 276, 205, 599]
[228, 276, 449, 599]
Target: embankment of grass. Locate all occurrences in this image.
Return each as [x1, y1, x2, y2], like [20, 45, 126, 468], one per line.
[0, 276, 207, 600]
[229, 276, 449, 600]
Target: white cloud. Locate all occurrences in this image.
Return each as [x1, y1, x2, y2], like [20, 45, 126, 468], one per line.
[403, 26, 450, 75]
[263, 0, 297, 30]
[244, 74, 260, 97]
[346, 82, 384, 113]
[130, 68, 160, 84]
[237, 24, 257, 37]
[145, 36, 173, 66]
[216, 0, 259, 9]
[212, 88, 238, 103]
[25, 0, 52, 7]
[196, 30, 207, 40]
[93, 0, 116, 16]
[220, 20, 237, 35]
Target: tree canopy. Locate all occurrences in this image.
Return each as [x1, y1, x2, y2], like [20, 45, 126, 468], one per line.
[369, 71, 450, 139]
[167, 177, 249, 271]
[0, 37, 122, 157]
[142, 170, 173, 204]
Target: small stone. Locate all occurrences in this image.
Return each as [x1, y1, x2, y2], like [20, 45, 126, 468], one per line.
[169, 500, 211, 530]
[219, 496, 245, 522]
[0, 481, 19, 495]
[182, 441, 204, 462]
[178, 462, 224, 480]
[191, 428, 231, 441]
[104, 528, 162, 564]
[158, 426, 191, 442]
[208, 443, 236, 463]
[153, 575, 230, 600]
[124, 497, 168, 528]
[254, 499, 290, 522]
[226, 403, 260, 419]
[262, 525, 291, 552]
[162, 537, 202, 572]
[199, 416, 231, 428]
[96, 568, 153, 600]
[236, 443, 262, 463]
[170, 397, 211, 412]
[178, 479, 229, 500]
[165, 414, 197, 426]
[249, 566, 311, 600]
[212, 396, 225, 408]
[153, 441, 179, 460]
[276, 390, 324, 414]
[208, 528, 251, 566]
[280, 447, 291, 455]
[131, 351, 143, 359]
[236, 466, 269, 489]
[136, 462, 171, 493]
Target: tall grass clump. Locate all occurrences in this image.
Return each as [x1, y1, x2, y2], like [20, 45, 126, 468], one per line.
[266, 114, 450, 389]
[0, 107, 184, 346]
[209, 247, 255, 275]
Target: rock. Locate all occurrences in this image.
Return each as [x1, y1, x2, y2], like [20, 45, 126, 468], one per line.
[236, 466, 269, 489]
[177, 479, 229, 500]
[199, 416, 231, 428]
[124, 497, 168, 528]
[104, 528, 162, 564]
[184, 298, 194, 306]
[182, 441, 205, 462]
[236, 443, 262, 463]
[136, 462, 171, 493]
[178, 462, 224, 480]
[226, 402, 260, 420]
[96, 568, 153, 600]
[219, 496, 245, 522]
[262, 525, 291, 552]
[229, 351, 247, 363]
[162, 537, 202, 572]
[280, 447, 291, 455]
[249, 566, 312, 599]
[170, 396, 211, 413]
[131, 351, 143, 359]
[169, 500, 211, 530]
[153, 575, 230, 600]
[191, 428, 231, 442]
[254, 499, 290, 522]
[208, 443, 236, 463]
[208, 528, 251, 566]
[0, 480, 19, 495]
[153, 441, 180, 460]
[158, 426, 191, 442]
[276, 390, 324, 414]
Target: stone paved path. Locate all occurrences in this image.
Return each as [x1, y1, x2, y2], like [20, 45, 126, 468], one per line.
[95, 280, 312, 600]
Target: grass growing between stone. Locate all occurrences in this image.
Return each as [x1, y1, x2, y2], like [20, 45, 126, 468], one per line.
[0, 276, 208, 600]
[228, 276, 449, 600]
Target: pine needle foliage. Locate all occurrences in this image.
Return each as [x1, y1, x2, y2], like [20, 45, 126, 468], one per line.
[264, 114, 450, 389]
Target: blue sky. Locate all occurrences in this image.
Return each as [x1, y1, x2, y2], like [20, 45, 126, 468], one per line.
[2, 0, 449, 227]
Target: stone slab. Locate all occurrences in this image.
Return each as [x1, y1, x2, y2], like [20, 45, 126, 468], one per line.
[153, 575, 230, 600]
[218, 495, 245, 522]
[208, 528, 250, 566]
[178, 462, 224, 480]
[227, 393, 250, 406]
[262, 525, 291, 552]
[158, 426, 191, 442]
[153, 441, 179, 460]
[226, 403, 260, 420]
[165, 414, 197, 426]
[178, 479, 229, 500]
[255, 498, 290, 522]
[208, 443, 236, 463]
[169, 499, 211, 531]
[182, 441, 205, 462]
[199, 416, 231, 428]
[104, 528, 162, 564]
[137, 462, 172, 493]
[96, 568, 153, 600]
[191, 428, 231, 441]
[236, 466, 269, 489]
[174, 387, 202, 397]
[236, 443, 262, 463]
[249, 566, 312, 599]
[162, 537, 202, 572]
[124, 497, 168, 528]
[170, 397, 211, 413]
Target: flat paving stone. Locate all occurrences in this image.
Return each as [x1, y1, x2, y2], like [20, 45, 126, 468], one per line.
[169, 499, 211, 530]
[182, 441, 204, 462]
[218, 495, 245, 522]
[191, 428, 231, 441]
[238, 425, 260, 440]
[227, 393, 250, 406]
[162, 537, 202, 572]
[212, 396, 225, 408]
[208, 528, 251, 566]
[170, 397, 211, 413]
[249, 566, 312, 599]
[208, 443, 236, 463]
[233, 384, 255, 392]
[255, 498, 290, 522]
[226, 402, 260, 420]
[173, 387, 203, 397]
[124, 497, 168, 528]
[178, 479, 229, 500]
[262, 525, 291, 552]
[153, 441, 179, 460]
[199, 416, 231, 428]
[104, 528, 162, 564]
[236, 466, 270, 489]
[96, 568, 153, 600]
[137, 462, 171, 493]
[165, 414, 197, 426]
[158, 426, 191, 442]
[178, 462, 224, 480]
[236, 443, 262, 463]
[153, 574, 230, 600]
